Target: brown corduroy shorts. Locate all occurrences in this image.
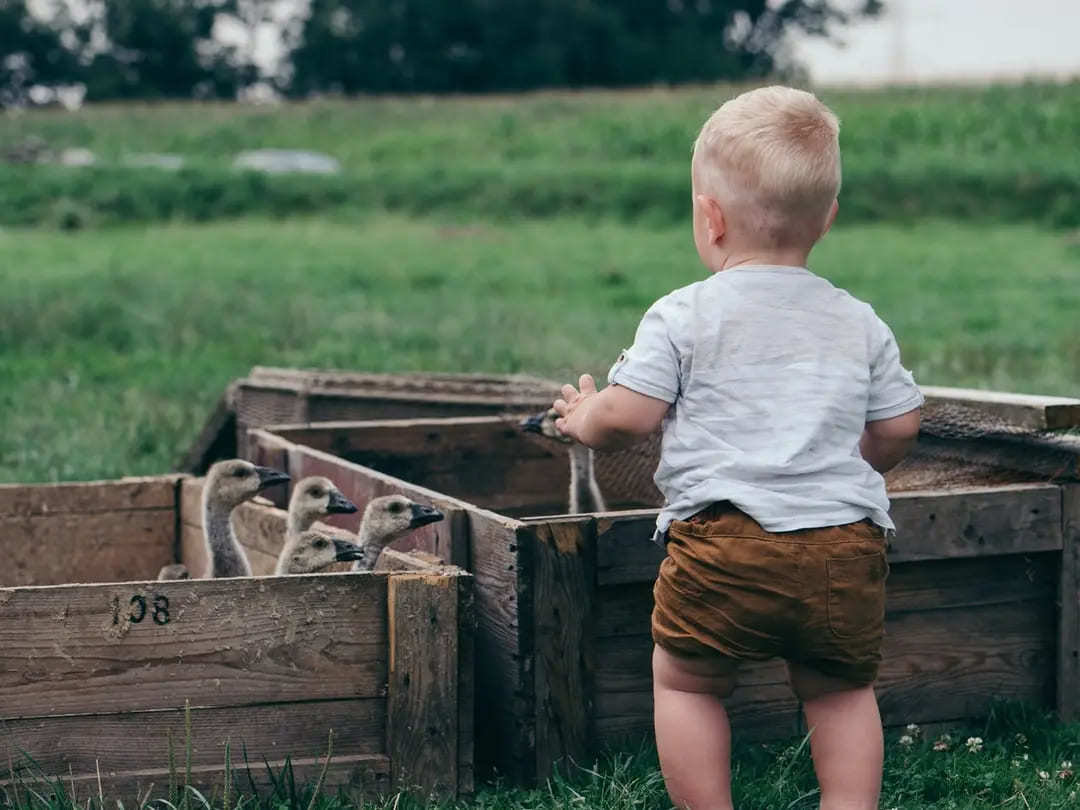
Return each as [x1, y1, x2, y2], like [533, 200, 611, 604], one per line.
[652, 502, 889, 686]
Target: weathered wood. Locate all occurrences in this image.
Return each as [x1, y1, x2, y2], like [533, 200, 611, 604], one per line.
[1059, 484, 1080, 721]
[593, 512, 664, 586]
[376, 548, 450, 572]
[921, 386, 1080, 432]
[1, 699, 385, 778]
[1, 510, 177, 587]
[889, 485, 1062, 562]
[1, 754, 391, 802]
[0, 574, 389, 716]
[456, 574, 476, 794]
[0, 476, 181, 517]
[876, 600, 1055, 725]
[387, 574, 459, 799]
[531, 517, 595, 778]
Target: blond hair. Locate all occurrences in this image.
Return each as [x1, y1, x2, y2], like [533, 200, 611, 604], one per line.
[692, 86, 841, 249]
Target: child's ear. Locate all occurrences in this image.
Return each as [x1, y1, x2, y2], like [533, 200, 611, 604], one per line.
[696, 194, 726, 244]
[821, 199, 839, 236]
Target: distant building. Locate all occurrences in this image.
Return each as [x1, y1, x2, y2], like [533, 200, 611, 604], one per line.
[786, 0, 1080, 85]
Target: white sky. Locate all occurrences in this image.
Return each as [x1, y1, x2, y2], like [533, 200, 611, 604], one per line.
[787, 0, 1080, 85]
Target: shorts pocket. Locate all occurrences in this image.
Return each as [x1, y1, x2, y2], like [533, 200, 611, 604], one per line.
[826, 551, 888, 639]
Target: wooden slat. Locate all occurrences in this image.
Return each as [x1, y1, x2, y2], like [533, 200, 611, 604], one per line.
[877, 600, 1055, 725]
[1060, 484, 1080, 721]
[1, 699, 385, 778]
[531, 517, 595, 779]
[594, 512, 664, 586]
[0, 476, 181, 517]
[889, 485, 1062, 562]
[1, 511, 177, 587]
[1, 754, 391, 803]
[0, 574, 389, 716]
[388, 574, 459, 799]
[456, 574, 476, 794]
[921, 386, 1080, 431]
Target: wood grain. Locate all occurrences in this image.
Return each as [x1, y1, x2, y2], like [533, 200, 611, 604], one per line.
[921, 386, 1080, 431]
[1059, 484, 1080, 721]
[1, 754, 391, 803]
[456, 574, 476, 794]
[0, 476, 180, 517]
[1, 510, 177, 587]
[877, 600, 1055, 725]
[388, 574, 459, 799]
[531, 517, 595, 779]
[0, 574, 389, 717]
[1, 699, 385, 778]
[593, 512, 664, 586]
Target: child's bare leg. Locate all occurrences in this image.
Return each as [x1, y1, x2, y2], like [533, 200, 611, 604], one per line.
[653, 645, 739, 810]
[788, 663, 883, 810]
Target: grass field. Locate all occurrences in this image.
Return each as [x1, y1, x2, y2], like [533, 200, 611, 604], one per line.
[6, 706, 1080, 809]
[2, 215, 1079, 483]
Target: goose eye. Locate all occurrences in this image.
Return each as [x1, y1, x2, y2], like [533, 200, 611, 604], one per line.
[233, 467, 250, 478]
[309, 488, 323, 497]
[388, 501, 404, 514]
[313, 538, 329, 549]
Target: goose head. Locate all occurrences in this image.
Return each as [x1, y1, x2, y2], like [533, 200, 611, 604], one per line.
[521, 408, 572, 443]
[289, 476, 357, 531]
[157, 564, 190, 581]
[204, 459, 290, 510]
[362, 495, 444, 543]
[282, 531, 365, 574]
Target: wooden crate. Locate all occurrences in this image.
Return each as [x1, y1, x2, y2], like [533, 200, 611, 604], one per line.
[247, 409, 1080, 785]
[178, 367, 563, 475]
[0, 476, 474, 802]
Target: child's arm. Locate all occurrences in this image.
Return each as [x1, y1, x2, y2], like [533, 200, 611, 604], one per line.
[553, 374, 669, 451]
[860, 407, 920, 472]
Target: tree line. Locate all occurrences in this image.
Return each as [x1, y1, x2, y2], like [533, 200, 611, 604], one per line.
[0, 1, 881, 105]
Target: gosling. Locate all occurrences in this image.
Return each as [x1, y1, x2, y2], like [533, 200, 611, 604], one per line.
[202, 459, 289, 578]
[287, 476, 358, 537]
[521, 408, 607, 513]
[157, 564, 190, 581]
[275, 530, 366, 575]
[352, 495, 444, 572]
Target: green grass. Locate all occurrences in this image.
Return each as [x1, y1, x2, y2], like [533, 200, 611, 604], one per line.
[3, 82, 1080, 228]
[2, 215, 1078, 483]
[5, 706, 1080, 809]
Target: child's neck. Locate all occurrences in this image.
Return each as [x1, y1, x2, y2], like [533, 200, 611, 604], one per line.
[709, 245, 811, 273]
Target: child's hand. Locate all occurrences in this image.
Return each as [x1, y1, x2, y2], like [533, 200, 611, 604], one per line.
[552, 374, 598, 442]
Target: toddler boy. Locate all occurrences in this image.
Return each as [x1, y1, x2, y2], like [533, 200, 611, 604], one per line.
[553, 86, 922, 810]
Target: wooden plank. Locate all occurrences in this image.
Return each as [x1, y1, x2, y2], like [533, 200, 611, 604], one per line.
[0, 476, 181, 517]
[1, 699, 385, 778]
[921, 386, 1080, 431]
[0, 574, 389, 716]
[457, 574, 476, 795]
[876, 600, 1055, 725]
[531, 517, 595, 779]
[1, 511, 177, 587]
[1059, 484, 1080, 721]
[1, 754, 391, 803]
[387, 574, 459, 800]
[889, 485, 1062, 562]
[594, 512, 665, 586]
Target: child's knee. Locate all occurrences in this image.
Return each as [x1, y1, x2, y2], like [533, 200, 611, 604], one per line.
[653, 644, 738, 697]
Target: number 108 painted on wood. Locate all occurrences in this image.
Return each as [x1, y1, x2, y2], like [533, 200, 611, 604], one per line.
[111, 594, 170, 625]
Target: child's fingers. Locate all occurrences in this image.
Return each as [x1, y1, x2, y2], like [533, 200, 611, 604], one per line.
[561, 383, 580, 403]
[578, 374, 597, 395]
[555, 417, 569, 434]
[552, 398, 569, 416]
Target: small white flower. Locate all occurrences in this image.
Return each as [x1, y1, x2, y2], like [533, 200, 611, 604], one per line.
[965, 736, 983, 753]
[898, 734, 914, 747]
[1023, 753, 1029, 760]
[1015, 732, 1028, 745]
[905, 723, 921, 738]
[1039, 770, 1050, 781]
[1062, 760, 1074, 769]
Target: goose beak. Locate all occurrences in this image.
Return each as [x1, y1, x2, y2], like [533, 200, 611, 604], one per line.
[409, 503, 444, 529]
[520, 413, 545, 433]
[327, 489, 358, 514]
[254, 466, 290, 491]
[332, 537, 365, 562]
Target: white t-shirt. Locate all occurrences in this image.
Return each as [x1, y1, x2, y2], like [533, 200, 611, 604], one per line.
[607, 265, 924, 544]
